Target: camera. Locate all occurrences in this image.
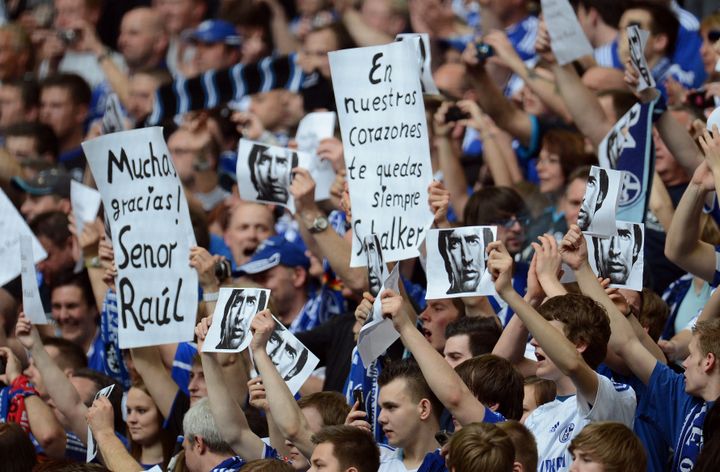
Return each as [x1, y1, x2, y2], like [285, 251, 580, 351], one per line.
[57, 29, 78, 44]
[476, 43, 494, 61]
[686, 90, 715, 110]
[214, 259, 232, 282]
[445, 105, 470, 123]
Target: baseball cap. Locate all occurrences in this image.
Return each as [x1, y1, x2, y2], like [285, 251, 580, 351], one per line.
[234, 235, 310, 276]
[185, 20, 241, 46]
[11, 167, 72, 198]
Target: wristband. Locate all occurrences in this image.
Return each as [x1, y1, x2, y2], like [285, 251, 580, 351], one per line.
[203, 291, 219, 302]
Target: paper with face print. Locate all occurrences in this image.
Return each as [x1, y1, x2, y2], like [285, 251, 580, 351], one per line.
[364, 233, 387, 297]
[86, 384, 115, 462]
[0, 188, 47, 287]
[540, 0, 593, 65]
[263, 315, 319, 395]
[425, 226, 497, 299]
[203, 288, 270, 353]
[295, 112, 337, 201]
[358, 263, 400, 367]
[19, 236, 49, 324]
[627, 26, 655, 92]
[101, 93, 127, 135]
[586, 221, 644, 290]
[237, 139, 314, 214]
[578, 166, 623, 237]
[395, 33, 439, 95]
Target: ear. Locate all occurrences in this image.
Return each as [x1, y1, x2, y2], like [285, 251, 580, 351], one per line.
[346, 468, 360, 472]
[58, 198, 72, 215]
[513, 461, 524, 472]
[488, 402, 500, 412]
[292, 266, 307, 289]
[194, 435, 208, 454]
[704, 352, 717, 374]
[652, 34, 669, 57]
[418, 398, 433, 421]
[575, 341, 589, 355]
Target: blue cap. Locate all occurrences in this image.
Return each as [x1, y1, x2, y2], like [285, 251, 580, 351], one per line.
[235, 235, 310, 276]
[185, 20, 241, 46]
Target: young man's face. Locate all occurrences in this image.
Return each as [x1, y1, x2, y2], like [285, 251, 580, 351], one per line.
[569, 448, 605, 472]
[40, 86, 82, 141]
[420, 299, 460, 352]
[51, 285, 97, 348]
[597, 229, 636, 284]
[378, 378, 425, 448]
[682, 335, 708, 397]
[188, 362, 207, 405]
[224, 202, 274, 266]
[577, 175, 599, 230]
[531, 320, 566, 382]
[443, 334, 473, 368]
[253, 147, 293, 202]
[309, 442, 344, 472]
[618, 9, 661, 66]
[444, 229, 483, 293]
[562, 178, 587, 227]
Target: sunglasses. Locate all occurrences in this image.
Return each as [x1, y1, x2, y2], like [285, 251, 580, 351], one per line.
[494, 215, 530, 229]
[708, 30, 720, 43]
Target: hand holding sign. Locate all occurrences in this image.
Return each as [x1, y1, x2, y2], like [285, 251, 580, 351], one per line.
[626, 26, 655, 92]
[14, 312, 42, 351]
[250, 309, 276, 353]
[540, 0, 593, 65]
[487, 241, 515, 297]
[86, 385, 116, 462]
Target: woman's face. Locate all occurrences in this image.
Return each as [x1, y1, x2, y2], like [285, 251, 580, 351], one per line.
[536, 146, 564, 194]
[126, 387, 162, 446]
[700, 27, 720, 75]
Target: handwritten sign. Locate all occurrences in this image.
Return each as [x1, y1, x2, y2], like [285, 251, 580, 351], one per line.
[578, 166, 623, 237]
[541, 0, 593, 65]
[86, 384, 115, 462]
[330, 40, 434, 267]
[295, 112, 337, 201]
[19, 236, 48, 324]
[358, 263, 400, 367]
[395, 33, 439, 95]
[202, 288, 269, 353]
[82, 127, 198, 348]
[425, 226, 497, 299]
[627, 26, 655, 92]
[0, 188, 47, 286]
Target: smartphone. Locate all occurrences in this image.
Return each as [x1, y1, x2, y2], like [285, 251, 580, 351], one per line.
[445, 105, 470, 123]
[687, 90, 715, 110]
[353, 389, 366, 413]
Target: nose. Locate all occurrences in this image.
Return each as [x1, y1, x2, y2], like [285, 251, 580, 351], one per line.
[420, 309, 430, 323]
[459, 240, 473, 264]
[268, 159, 280, 180]
[530, 337, 539, 348]
[609, 238, 621, 256]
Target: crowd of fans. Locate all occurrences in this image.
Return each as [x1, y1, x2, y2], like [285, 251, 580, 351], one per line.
[4, 0, 720, 471]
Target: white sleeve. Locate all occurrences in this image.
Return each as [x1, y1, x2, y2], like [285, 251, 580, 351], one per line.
[577, 374, 636, 427]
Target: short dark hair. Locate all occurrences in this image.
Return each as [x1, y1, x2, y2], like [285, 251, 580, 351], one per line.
[569, 0, 627, 28]
[3, 78, 39, 110]
[464, 187, 528, 226]
[240, 459, 295, 471]
[541, 129, 597, 182]
[455, 354, 524, 420]
[72, 368, 125, 434]
[0, 423, 37, 472]
[50, 270, 97, 313]
[497, 420, 538, 472]
[378, 358, 444, 422]
[445, 317, 501, 356]
[30, 211, 71, 247]
[42, 336, 88, 371]
[4, 121, 59, 159]
[297, 391, 350, 427]
[588, 168, 609, 211]
[626, 1, 679, 57]
[41, 73, 92, 106]
[311, 425, 380, 472]
[537, 294, 611, 369]
[446, 422, 515, 472]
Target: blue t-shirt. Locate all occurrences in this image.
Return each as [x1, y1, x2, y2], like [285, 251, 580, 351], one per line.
[88, 289, 131, 389]
[639, 361, 709, 471]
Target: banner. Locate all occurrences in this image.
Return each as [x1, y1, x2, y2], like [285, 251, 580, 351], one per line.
[330, 40, 433, 266]
[82, 127, 198, 348]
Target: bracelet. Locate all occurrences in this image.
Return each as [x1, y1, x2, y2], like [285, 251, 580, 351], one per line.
[203, 291, 219, 302]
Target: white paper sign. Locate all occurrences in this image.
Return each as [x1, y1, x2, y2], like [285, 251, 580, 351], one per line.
[706, 106, 720, 131]
[627, 26, 655, 92]
[237, 139, 314, 214]
[202, 288, 270, 353]
[364, 233, 386, 297]
[82, 127, 199, 348]
[578, 166, 623, 237]
[264, 315, 320, 395]
[101, 93, 126, 135]
[86, 384, 115, 462]
[0, 189, 47, 286]
[425, 226, 497, 299]
[330, 40, 434, 267]
[295, 112, 337, 201]
[395, 33, 439, 95]
[70, 180, 102, 238]
[358, 263, 400, 367]
[540, 0, 593, 65]
[19, 236, 48, 324]
[586, 221, 644, 290]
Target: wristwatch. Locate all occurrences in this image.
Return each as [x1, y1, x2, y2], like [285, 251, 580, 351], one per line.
[308, 215, 329, 234]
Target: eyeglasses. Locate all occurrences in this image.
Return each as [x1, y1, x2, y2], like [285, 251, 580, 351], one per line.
[493, 215, 530, 229]
[708, 30, 720, 43]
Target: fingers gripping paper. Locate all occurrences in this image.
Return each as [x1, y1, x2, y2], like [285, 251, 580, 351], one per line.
[82, 127, 198, 348]
[358, 263, 400, 367]
[329, 40, 434, 267]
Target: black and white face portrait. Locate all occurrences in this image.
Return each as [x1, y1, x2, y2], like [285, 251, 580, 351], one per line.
[591, 222, 644, 287]
[364, 234, 385, 297]
[263, 318, 318, 394]
[248, 144, 298, 203]
[438, 227, 484, 295]
[214, 289, 268, 351]
[578, 167, 609, 231]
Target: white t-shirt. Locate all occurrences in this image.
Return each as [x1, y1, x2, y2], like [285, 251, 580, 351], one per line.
[524, 373, 636, 472]
[378, 445, 419, 472]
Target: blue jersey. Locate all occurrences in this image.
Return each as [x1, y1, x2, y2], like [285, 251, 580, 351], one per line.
[88, 289, 131, 389]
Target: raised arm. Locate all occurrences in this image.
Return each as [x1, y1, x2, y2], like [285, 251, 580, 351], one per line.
[380, 289, 489, 425]
[194, 318, 266, 460]
[487, 240, 599, 401]
[250, 310, 315, 459]
[0, 346, 66, 458]
[87, 396, 142, 472]
[664, 161, 717, 282]
[559, 226, 657, 385]
[130, 346, 179, 419]
[433, 103, 470, 216]
[15, 313, 90, 443]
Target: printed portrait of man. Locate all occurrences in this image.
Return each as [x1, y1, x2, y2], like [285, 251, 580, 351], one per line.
[438, 227, 484, 295]
[364, 234, 384, 297]
[267, 321, 309, 382]
[216, 289, 268, 350]
[592, 223, 643, 285]
[248, 143, 298, 203]
[578, 168, 609, 231]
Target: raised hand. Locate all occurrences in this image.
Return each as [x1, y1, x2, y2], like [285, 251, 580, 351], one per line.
[14, 312, 41, 351]
[250, 309, 276, 353]
[247, 376, 270, 411]
[486, 241, 514, 296]
[289, 167, 317, 215]
[559, 224, 589, 271]
[380, 289, 408, 332]
[428, 180, 451, 228]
